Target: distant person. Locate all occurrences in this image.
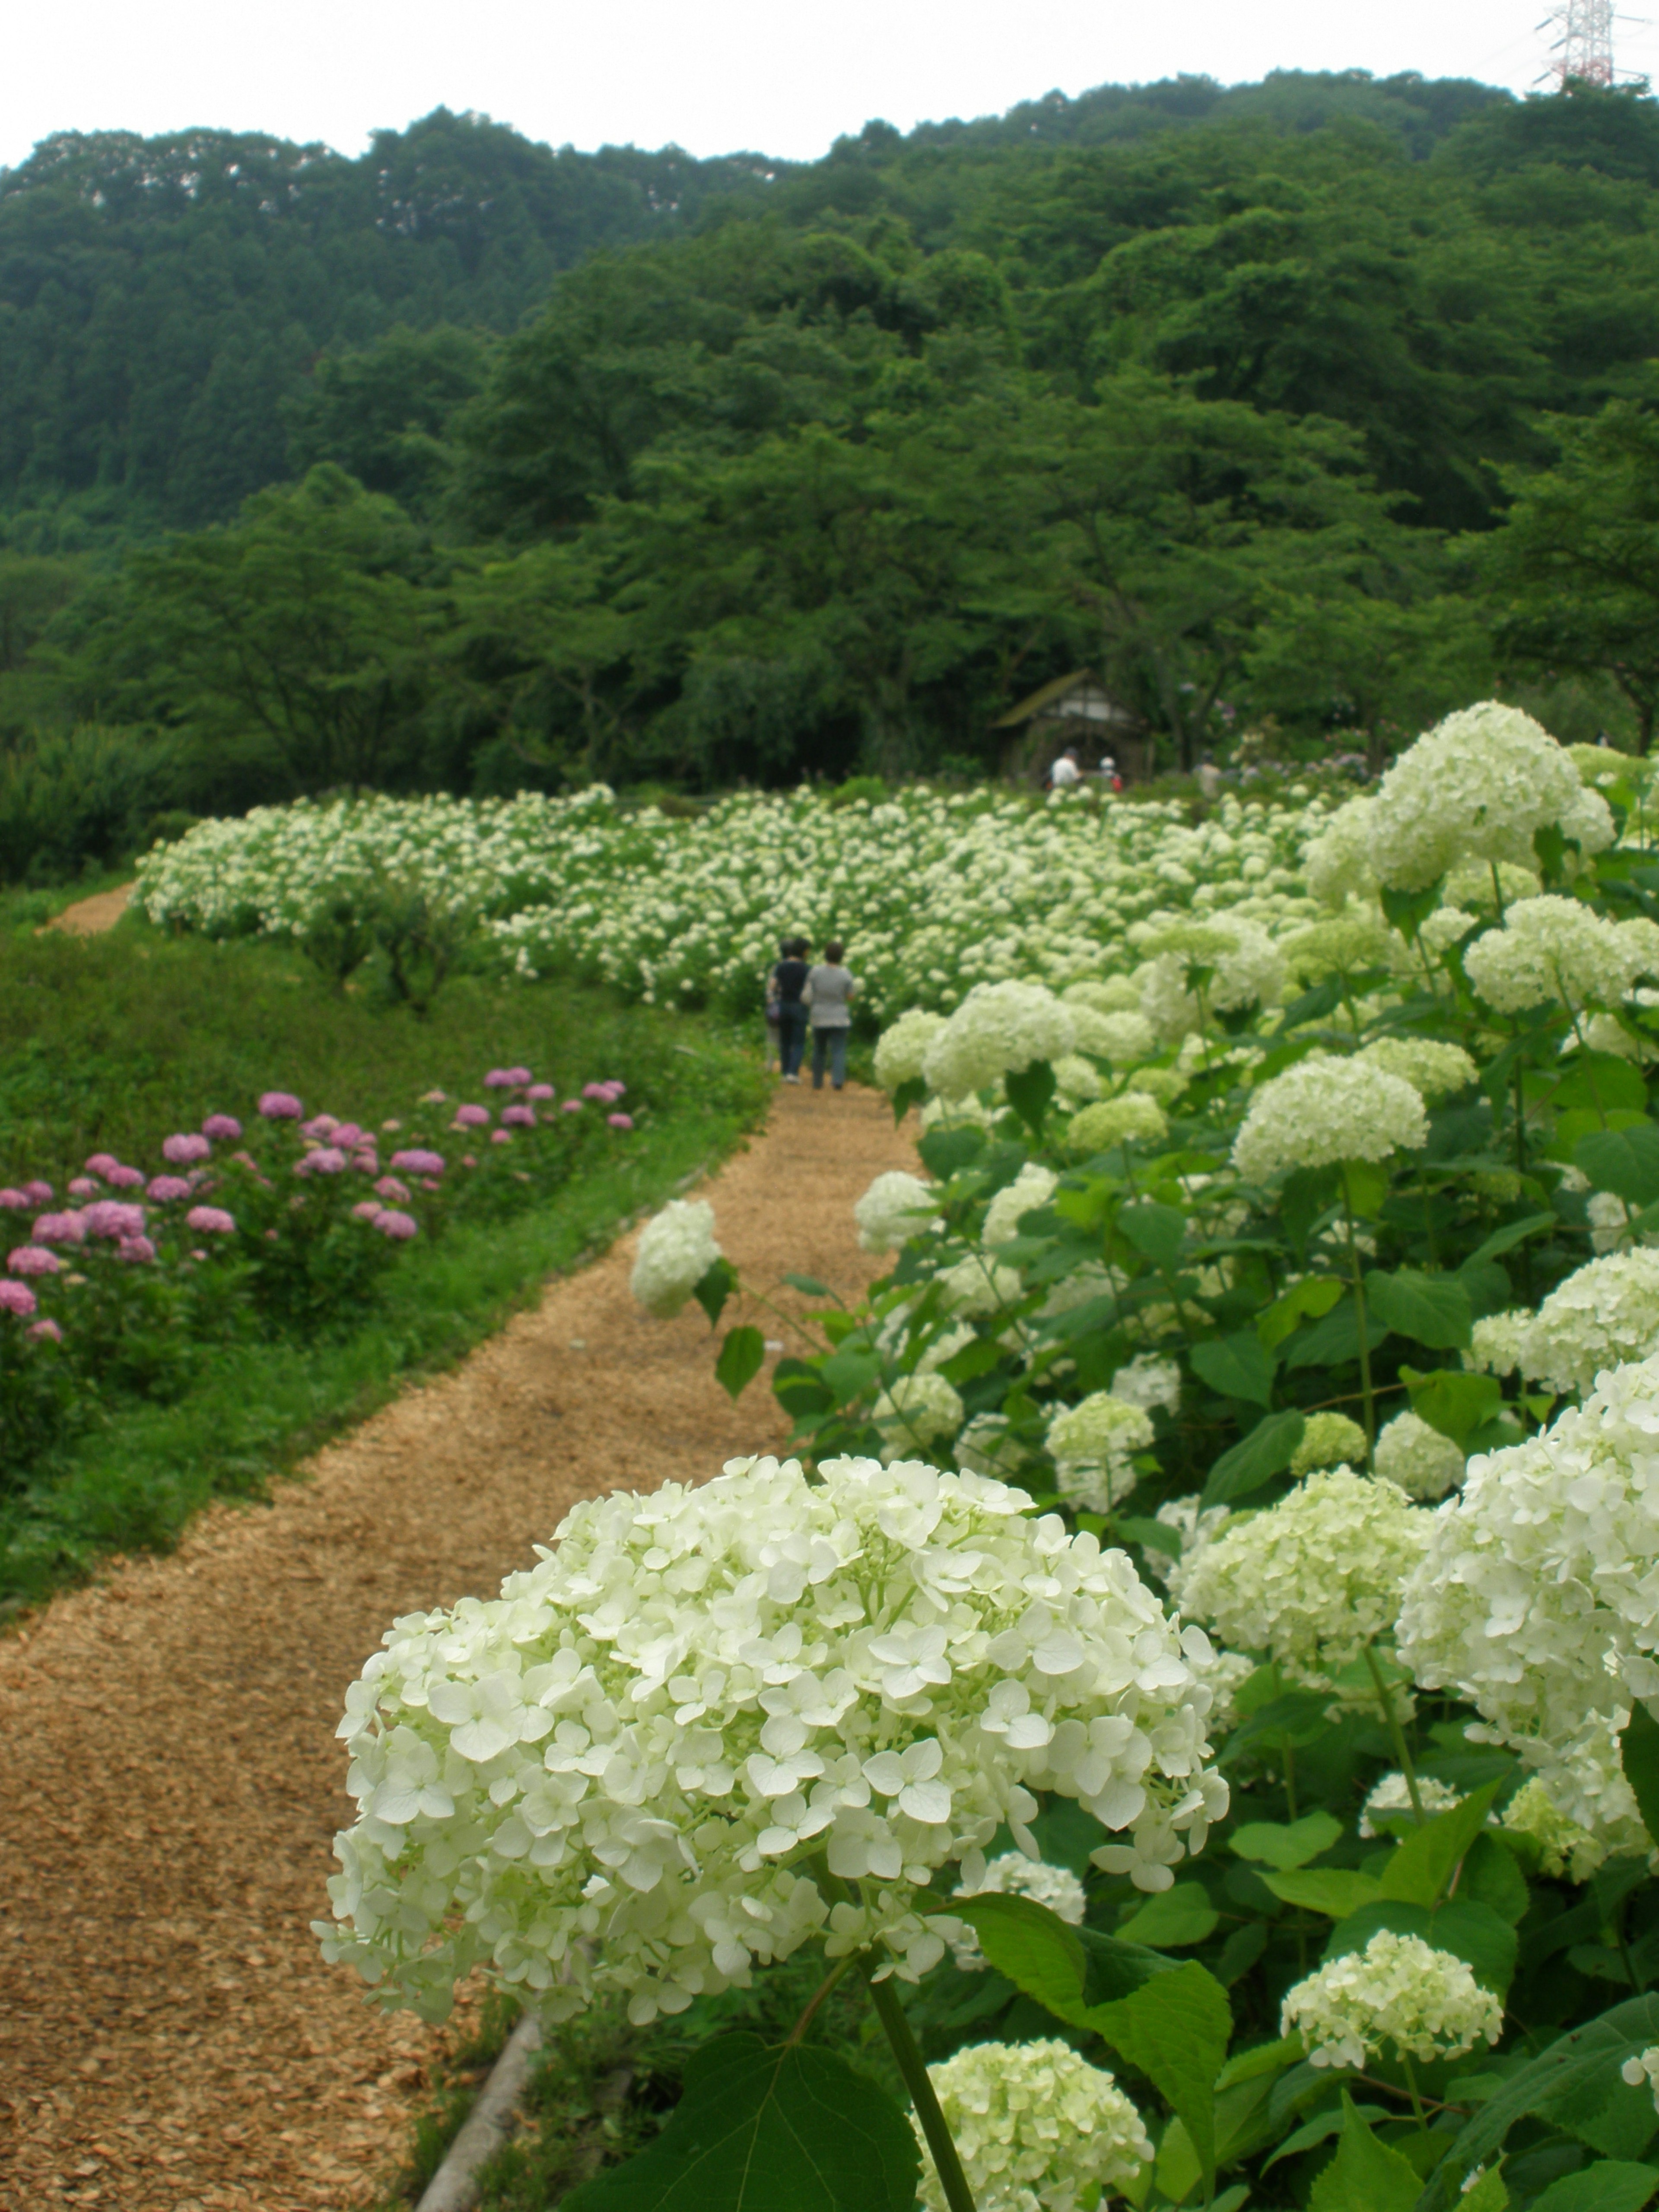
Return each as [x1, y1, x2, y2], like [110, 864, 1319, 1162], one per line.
[1198, 753, 1222, 801]
[1096, 752, 1122, 792]
[770, 936, 811, 1083]
[804, 940, 860, 1092]
[1048, 746, 1082, 789]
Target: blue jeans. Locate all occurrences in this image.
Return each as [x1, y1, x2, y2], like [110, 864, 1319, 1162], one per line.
[778, 1002, 808, 1075]
[811, 1027, 848, 1089]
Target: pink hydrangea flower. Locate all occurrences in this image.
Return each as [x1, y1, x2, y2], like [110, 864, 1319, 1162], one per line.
[607, 1113, 635, 1130]
[351, 1153, 379, 1173]
[389, 1149, 444, 1176]
[582, 1083, 609, 1101]
[490, 1129, 512, 1145]
[259, 1092, 303, 1119]
[8, 1246, 60, 1277]
[382, 1118, 403, 1132]
[147, 1176, 194, 1204]
[83, 1201, 146, 1240]
[330, 1123, 367, 1150]
[374, 1176, 411, 1201]
[527, 1082, 555, 1102]
[0, 1189, 30, 1210]
[420, 1090, 448, 1104]
[163, 1133, 211, 1165]
[32, 1212, 86, 1246]
[459, 1156, 477, 1170]
[202, 1113, 242, 1140]
[27, 1317, 63, 1344]
[85, 1154, 120, 1178]
[67, 1176, 99, 1198]
[453, 1104, 491, 1128]
[0, 1280, 38, 1318]
[185, 1206, 236, 1235]
[483, 1068, 514, 1089]
[23, 1180, 53, 1204]
[105, 1164, 145, 1189]
[351, 1200, 383, 1222]
[562, 1099, 584, 1114]
[372, 1208, 418, 1239]
[296, 1147, 348, 1176]
[501, 1105, 536, 1127]
[302, 1114, 340, 1140]
[118, 1235, 157, 1264]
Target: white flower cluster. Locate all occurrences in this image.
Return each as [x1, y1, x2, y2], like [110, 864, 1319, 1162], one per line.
[1355, 1037, 1478, 1100]
[922, 981, 1077, 1100]
[317, 1454, 1229, 2026]
[1130, 916, 1284, 1044]
[1232, 1054, 1428, 1182]
[1066, 1095, 1168, 1155]
[629, 1199, 721, 1319]
[1502, 1776, 1607, 1883]
[1374, 1410, 1466, 1501]
[1398, 1356, 1659, 1853]
[872, 1373, 965, 1457]
[873, 1009, 947, 1091]
[1281, 1930, 1503, 2070]
[855, 1171, 940, 1255]
[1109, 1356, 1183, 1418]
[1176, 1467, 1430, 1690]
[1463, 896, 1646, 1015]
[1045, 1393, 1156, 1514]
[983, 1164, 1059, 1247]
[1363, 703, 1584, 892]
[947, 1851, 1087, 1971]
[1358, 1772, 1462, 1837]
[916, 2038, 1152, 2212]
[1290, 1412, 1370, 1478]
[1491, 1250, 1659, 1396]
[1623, 2047, 1659, 2115]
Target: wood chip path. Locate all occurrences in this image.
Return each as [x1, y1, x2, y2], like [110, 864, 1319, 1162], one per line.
[42, 885, 135, 935]
[0, 1082, 916, 2211]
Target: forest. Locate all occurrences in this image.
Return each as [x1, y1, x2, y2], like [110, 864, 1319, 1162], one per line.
[5, 70, 1659, 874]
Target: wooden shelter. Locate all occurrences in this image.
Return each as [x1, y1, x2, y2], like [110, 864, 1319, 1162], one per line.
[993, 671, 1152, 783]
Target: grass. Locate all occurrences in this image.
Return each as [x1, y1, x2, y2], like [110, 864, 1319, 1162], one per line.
[0, 912, 771, 1610]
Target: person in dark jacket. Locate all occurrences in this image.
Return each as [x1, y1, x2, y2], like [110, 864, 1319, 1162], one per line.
[770, 937, 811, 1082]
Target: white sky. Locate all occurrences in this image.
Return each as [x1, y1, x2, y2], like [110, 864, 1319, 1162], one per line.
[4, 0, 1656, 175]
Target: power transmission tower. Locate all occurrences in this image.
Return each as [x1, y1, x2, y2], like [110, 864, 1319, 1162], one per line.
[1542, 0, 1617, 85]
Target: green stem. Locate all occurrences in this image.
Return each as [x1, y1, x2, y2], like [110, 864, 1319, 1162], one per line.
[784, 1953, 857, 2047]
[1400, 2051, 1429, 2132]
[1363, 1641, 1424, 1823]
[735, 1278, 834, 1355]
[864, 1967, 979, 2212]
[1341, 1176, 1376, 1466]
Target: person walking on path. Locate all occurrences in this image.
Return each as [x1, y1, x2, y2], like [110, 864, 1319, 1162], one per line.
[771, 936, 812, 1083]
[804, 938, 860, 1091]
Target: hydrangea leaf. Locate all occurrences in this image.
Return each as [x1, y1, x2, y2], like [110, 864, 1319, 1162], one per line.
[1619, 1702, 1659, 1848]
[1087, 1960, 1232, 2202]
[889, 1076, 927, 1127]
[1575, 1125, 1659, 1208]
[1554, 1055, 1650, 1116]
[1363, 1267, 1474, 1351]
[1003, 1056, 1057, 1137]
[1281, 1294, 1389, 1370]
[917, 1124, 984, 1179]
[1115, 1881, 1220, 1948]
[1262, 2099, 1393, 2174]
[1230, 1812, 1344, 1870]
[1257, 1273, 1345, 1352]
[938, 1892, 1174, 2028]
[1375, 1779, 1504, 1906]
[1189, 1330, 1278, 1408]
[559, 2033, 919, 2212]
[1264, 1869, 1384, 1919]
[1307, 2094, 1421, 2212]
[1529, 2164, 1659, 2212]
[782, 1273, 835, 1300]
[714, 1325, 765, 1402]
[1399, 1364, 1505, 1446]
[1201, 1408, 1306, 1507]
[1116, 1200, 1188, 1273]
[693, 1255, 738, 1328]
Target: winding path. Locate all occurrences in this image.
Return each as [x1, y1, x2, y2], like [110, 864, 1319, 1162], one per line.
[0, 1082, 915, 2212]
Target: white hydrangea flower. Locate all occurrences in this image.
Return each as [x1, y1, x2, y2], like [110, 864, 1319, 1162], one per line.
[1052, 1053, 1103, 1103]
[1623, 2048, 1659, 2113]
[1367, 703, 1582, 892]
[948, 1851, 1087, 1970]
[1444, 858, 1543, 912]
[1398, 1358, 1659, 1853]
[855, 1171, 941, 1254]
[1282, 1931, 1503, 2071]
[1513, 1250, 1659, 1395]
[1185, 1633, 1256, 1735]
[1068, 1007, 1156, 1063]
[1589, 1190, 1649, 1255]
[1279, 908, 1397, 985]
[1358, 1772, 1462, 1837]
[1177, 1467, 1430, 1690]
[1467, 1309, 1530, 1379]
[1232, 1053, 1428, 1182]
[1356, 1037, 1479, 1100]
[1109, 1355, 1182, 1418]
[1066, 1094, 1168, 1155]
[1046, 1393, 1156, 1513]
[1503, 1776, 1607, 1883]
[916, 2038, 1152, 2212]
[629, 1199, 721, 1318]
[1559, 784, 1618, 857]
[872, 1373, 965, 1456]
[1149, 1496, 1233, 1598]
[984, 1164, 1059, 1247]
[1419, 907, 1480, 959]
[1374, 1411, 1466, 1501]
[922, 981, 1076, 1100]
[874, 1009, 947, 1093]
[1132, 918, 1284, 1045]
[1304, 799, 1380, 909]
[938, 1254, 1026, 1318]
[1463, 895, 1641, 1014]
[317, 1455, 1228, 2026]
[1290, 1412, 1370, 1478]
[954, 1413, 1028, 1483]
[1063, 977, 1144, 1015]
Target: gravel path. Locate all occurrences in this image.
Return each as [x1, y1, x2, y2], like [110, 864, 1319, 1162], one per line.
[43, 885, 135, 934]
[0, 1082, 914, 2212]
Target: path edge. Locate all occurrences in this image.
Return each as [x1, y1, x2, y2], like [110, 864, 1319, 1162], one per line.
[415, 2010, 543, 2212]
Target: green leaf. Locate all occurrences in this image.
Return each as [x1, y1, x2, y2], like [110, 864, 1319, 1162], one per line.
[1376, 1780, 1505, 1905]
[1400, 1364, 1505, 1447]
[714, 1325, 765, 1402]
[1201, 1409, 1306, 1507]
[1382, 879, 1446, 944]
[1460, 1832, 1532, 1926]
[1189, 1330, 1278, 1408]
[1115, 1882, 1220, 1948]
[1620, 1703, 1659, 1847]
[560, 2033, 919, 2211]
[1230, 1812, 1344, 1870]
[1463, 1212, 1560, 1269]
[1117, 1200, 1188, 1273]
[1258, 1274, 1346, 1353]
[1325, 1898, 1518, 1997]
[818, 1348, 882, 1407]
[693, 1255, 738, 1328]
[1090, 1961, 1232, 2203]
[1279, 1163, 1342, 1256]
[1459, 2170, 1511, 2212]
[1308, 2093, 1421, 2212]
[1004, 1057, 1057, 1136]
[917, 1125, 984, 1179]
[782, 1273, 834, 1299]
[1344, 1158, 1391, 1219]
[1576, 1125, 1659, 1208]
[941, 1893, 1174, 2027]
[1554, 1055, 1651, 1116]
[1363, 1267, 1473, 1350]
[890, 1076, 927, 1126]
[1264, 2102, 1393, 2174]
[1281, 1292, 1390, 1370]
[770, 1356, 835, 1420]
[1264, 1869, 1384, 1919]
[1530, 2164, 1659, 2212]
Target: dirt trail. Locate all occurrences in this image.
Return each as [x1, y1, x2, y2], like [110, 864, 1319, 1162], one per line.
[43, 884, 135, 934]
[0, 1082, 915, 2212]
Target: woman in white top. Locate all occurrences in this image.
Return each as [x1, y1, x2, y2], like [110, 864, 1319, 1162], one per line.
[803, 939, 860, 1091]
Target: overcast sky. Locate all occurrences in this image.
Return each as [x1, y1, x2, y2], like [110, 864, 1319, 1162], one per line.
[5, 0, 1655, 175]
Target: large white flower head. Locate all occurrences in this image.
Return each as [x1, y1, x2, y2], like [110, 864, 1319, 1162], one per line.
[1177, 1466, 1430, 1689]
[1063, 977, 1144, 1016]
[1355, 1037, 1478, 1101]
[1132, 918, 1284, 1046]
[1290, 1412, 1370, 1479]
[1503, 1776, 1607, 1883]
[938, 1253, 1026, 1318]
[1066, 1094, 1168, 1156]
[1462, 895, 1641, 1015]
[317, 1455, 1228, 2025]
[1151, 1496, 1233, 1598]
[855, 1171, 940, 1255]
[921, 982, 1076, 1100]
[629, 1199, 721, 1318]
[1046, 1392, 1156, 1513]
[1232, 1053, 1428, 1182]
[1398, 1356, 1659, 1851]
[872, 1373, 965, 1457]
[1303, 799, 1380, 909]
[915, 2039, 1152, 2212]
[1109, 1355, 1183, 1418]
[1367, 703, 1582, 891]
[948, 1851, 1086, 1971]
[874, 1009, 947, 1093]
[1358, 1772, 1463, 1838]
[1281, 1931, 1503, 2071]
[1068, 1006, 1156, 1064]
[1467, 1309, 1530, 1379]
[983, 1164, 1059, 1247]
[1373, 1410, 1466, 1501]
[1279, 908, 1397, 986]
[1513, 1250, 1659, 1395]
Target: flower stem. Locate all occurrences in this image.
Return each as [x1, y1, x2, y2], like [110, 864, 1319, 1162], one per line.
[864, 1967, 979, 2212]
[1400, 2050, 1428, 2131]
[1341, 1177, 1376, 1465]
[784, 1953, 857, 2047]
[1363, 1641, 1424, 1823]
